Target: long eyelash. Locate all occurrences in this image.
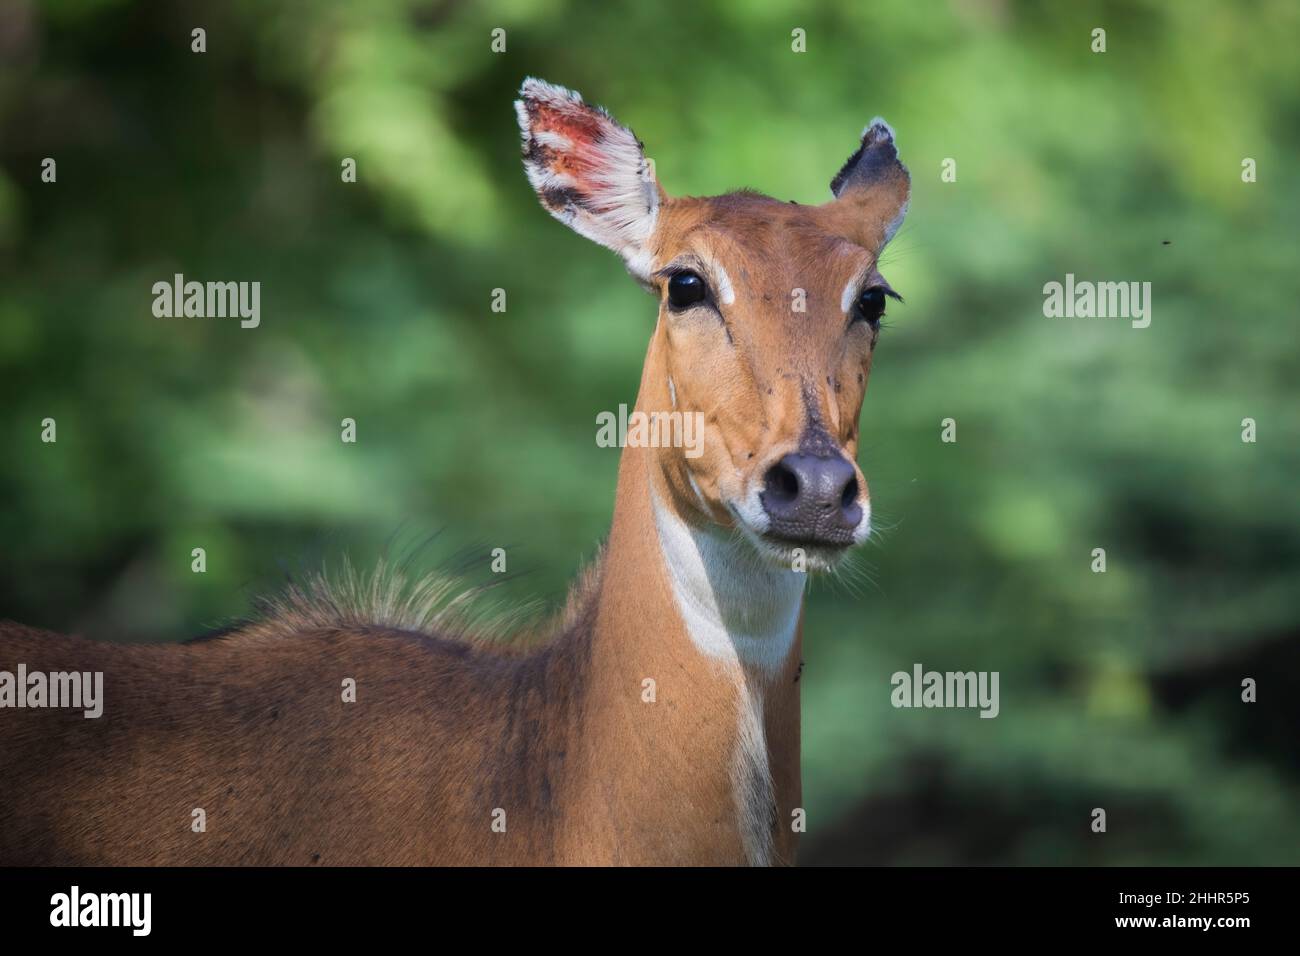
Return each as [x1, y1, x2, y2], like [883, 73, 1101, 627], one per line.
[653, 263, 708, 285]
[849, 283, 904, 311]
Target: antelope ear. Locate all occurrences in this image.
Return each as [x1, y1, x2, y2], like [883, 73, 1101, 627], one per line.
[829, 118, 910, 248]
[516, 78, 662, 280]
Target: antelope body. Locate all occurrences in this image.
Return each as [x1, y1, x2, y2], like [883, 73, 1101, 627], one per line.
[0, 79, 910, 866]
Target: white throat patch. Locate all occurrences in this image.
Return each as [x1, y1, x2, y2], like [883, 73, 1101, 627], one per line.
[650, 491, 804, 674]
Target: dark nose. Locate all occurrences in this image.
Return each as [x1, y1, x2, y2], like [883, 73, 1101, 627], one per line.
[760, 453, 862, 545]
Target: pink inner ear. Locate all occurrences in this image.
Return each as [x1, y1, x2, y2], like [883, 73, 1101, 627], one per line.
[534, 101, 606, 148]
[526, 101, 623, 214]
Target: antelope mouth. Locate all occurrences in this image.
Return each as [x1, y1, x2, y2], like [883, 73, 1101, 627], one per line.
[761, 536, 856, 572]
[764, 529, 856, 550]
[726, 500, 866, 571]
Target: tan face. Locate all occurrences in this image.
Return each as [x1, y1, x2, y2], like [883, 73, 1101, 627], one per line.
[646, 193, 902, 567]
[517, 79, 910, 569]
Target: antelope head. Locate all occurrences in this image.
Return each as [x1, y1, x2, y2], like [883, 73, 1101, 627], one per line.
[517, 78, 910, 572]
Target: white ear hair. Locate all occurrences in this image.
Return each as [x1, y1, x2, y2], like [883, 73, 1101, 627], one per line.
[515, 78, 660, 281]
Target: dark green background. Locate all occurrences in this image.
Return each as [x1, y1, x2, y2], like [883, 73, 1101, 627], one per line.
[2, 0, 1297, 864]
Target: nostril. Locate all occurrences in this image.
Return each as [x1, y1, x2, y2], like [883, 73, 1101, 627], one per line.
[840, 476, 859, 510]
[764, 462, 800, 504]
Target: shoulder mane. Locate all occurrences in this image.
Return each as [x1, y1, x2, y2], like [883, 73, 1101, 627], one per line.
[223, 548, 606, 651]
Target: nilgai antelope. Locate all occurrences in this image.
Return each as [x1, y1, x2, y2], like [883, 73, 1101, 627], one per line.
[0, 78, 909, 866]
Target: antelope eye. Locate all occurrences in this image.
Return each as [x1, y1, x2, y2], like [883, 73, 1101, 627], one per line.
[667, 271, 708, 310]
[855, 286, 887, 325]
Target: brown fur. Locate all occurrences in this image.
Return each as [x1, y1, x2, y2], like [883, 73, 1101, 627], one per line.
[0, 83, 907, 866]
[0, 461, 786, 865]
[0, 588, 596, 865]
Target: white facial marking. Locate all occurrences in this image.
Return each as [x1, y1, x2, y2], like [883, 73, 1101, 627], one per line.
[853, 497, 873, 544]
[714, 264, 736, 306]
[730, 485, 771, 535]
[840, 276, 859, 315]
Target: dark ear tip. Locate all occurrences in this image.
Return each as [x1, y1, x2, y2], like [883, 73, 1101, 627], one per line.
[829, 116, 909, 198]
[862, 117, 897, 147]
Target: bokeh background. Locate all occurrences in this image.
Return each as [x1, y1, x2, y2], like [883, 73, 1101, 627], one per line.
[2, 0, 1297, 864]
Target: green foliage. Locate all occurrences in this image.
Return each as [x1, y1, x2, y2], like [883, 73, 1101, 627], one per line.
[1, 0, 1297, 863]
